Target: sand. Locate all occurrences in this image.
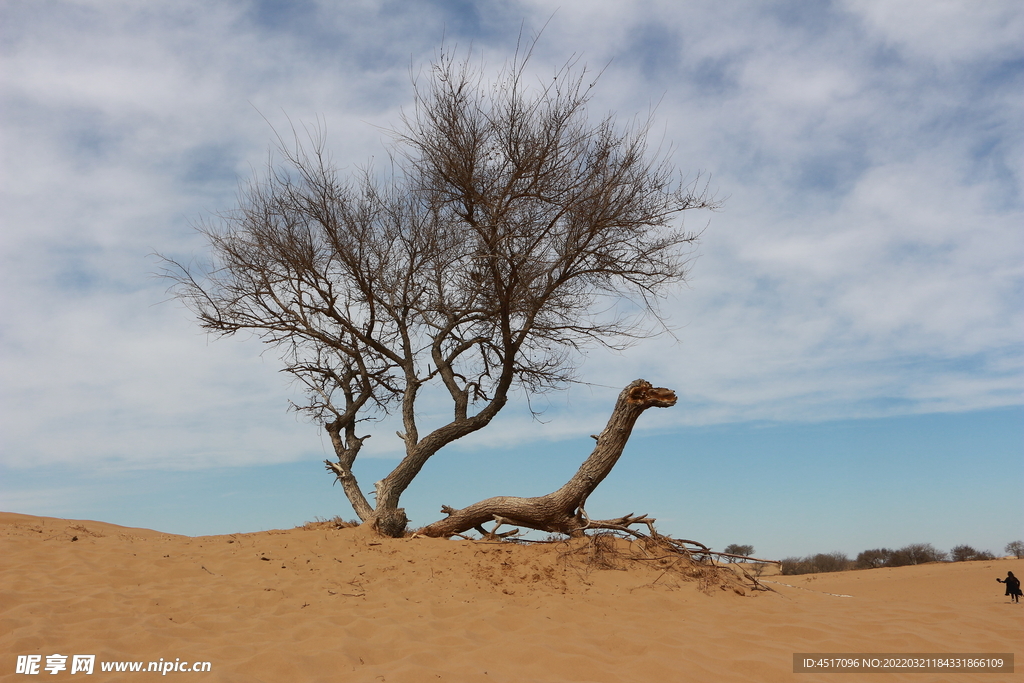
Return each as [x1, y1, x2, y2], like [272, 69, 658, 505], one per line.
[1, 512, 1020, 682]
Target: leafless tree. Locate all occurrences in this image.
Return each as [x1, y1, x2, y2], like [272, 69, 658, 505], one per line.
[950, 544, 994, 562]
[161, 46, 718, 537]
[890, 542, 947, 565]
[856, 548, 893, 569]
[722, 544, 755, 563]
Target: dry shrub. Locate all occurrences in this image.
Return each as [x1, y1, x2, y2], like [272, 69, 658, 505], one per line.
[298, 516, 359, 531]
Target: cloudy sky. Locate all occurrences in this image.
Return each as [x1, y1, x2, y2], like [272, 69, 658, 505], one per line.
[2, 0, 1021, 559]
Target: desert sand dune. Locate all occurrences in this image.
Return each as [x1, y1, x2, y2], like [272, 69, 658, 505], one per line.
[1, 512, 1020, 682]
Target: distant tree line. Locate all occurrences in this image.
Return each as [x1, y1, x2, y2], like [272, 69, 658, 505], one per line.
[781, 551, 859, 575]
[777, 540, 1023, 576]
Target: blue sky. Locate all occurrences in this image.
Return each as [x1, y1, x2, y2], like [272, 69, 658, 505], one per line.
[1, 0, 1021, 559]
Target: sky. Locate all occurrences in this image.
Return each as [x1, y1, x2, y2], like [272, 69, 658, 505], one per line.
[1, 0, 1022, 560]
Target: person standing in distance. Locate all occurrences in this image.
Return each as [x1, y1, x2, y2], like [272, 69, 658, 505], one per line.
[997, 571, 1021, 603]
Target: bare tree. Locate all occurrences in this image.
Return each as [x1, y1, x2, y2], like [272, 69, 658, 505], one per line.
[162, 46, 717, 537]
[722, 544, 755, 563]
[950, 544, 994, 562]
[889, 543, 946, 566]
[856, 547, 893, 569]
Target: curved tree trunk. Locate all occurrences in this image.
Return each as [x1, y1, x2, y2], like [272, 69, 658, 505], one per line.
[419, 379, 677, 538]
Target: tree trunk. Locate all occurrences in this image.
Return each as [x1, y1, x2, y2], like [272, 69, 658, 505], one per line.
[323, 419, 374, 522]
[418, 379, 677, 538]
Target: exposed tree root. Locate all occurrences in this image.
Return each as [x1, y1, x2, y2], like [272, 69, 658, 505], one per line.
[427, 511, 781, 595]
[548, 529, 751, 594]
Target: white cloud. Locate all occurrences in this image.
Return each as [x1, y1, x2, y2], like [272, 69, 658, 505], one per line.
[841, 0, 1024, 63]
[1, 0, 1020, 471]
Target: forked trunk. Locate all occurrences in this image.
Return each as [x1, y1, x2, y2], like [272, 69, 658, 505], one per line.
[418, 379, 677, 538]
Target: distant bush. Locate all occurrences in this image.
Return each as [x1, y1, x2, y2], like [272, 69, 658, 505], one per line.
[887, 543, 946, 566]
[856, 548, 893, 569]
[779, 557, 803, 574]
[950, 545, 975, 562]
[1006, 541, 1024, 559]
[950, 544, 995, 562]
[781, 551, 853, 575]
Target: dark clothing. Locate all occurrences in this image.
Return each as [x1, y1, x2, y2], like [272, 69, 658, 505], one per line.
[998, 574, 1022, 601]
